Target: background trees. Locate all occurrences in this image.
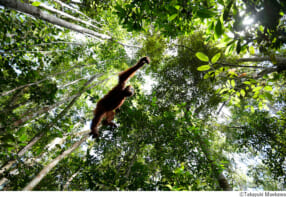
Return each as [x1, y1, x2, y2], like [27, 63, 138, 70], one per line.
[0, 0, 285, 191]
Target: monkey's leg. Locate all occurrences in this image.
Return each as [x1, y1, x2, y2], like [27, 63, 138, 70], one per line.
[90, 112, 105, 138]
[102, 111, 117, 129]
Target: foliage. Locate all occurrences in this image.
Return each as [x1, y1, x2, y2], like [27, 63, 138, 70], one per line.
[115, 0, 286, 54]
[0, 0, 285, 192]
[226, 108, 286, 182]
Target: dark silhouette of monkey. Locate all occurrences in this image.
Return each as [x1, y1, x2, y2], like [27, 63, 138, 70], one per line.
[90, 57, 150, 138]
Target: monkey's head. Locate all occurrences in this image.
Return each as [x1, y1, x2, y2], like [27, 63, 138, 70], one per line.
[124, 85, 134, 97]
[140, 56, 150, 64]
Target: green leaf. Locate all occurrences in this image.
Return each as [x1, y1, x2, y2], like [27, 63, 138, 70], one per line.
[243, 81, 251, 85]
[258, 102, 263, 110]
[197, 65, 211, 71]
[168, 14, 178, 21]
[197, 9, 217, 18]
[196, 52, 209, 62]
[32, 1, 41, 6]
[203, 73, 210, 79]
[19, 134, 28, 142]
[249, 46, 255, 55]
[253, 86, 262, 92]
[174, 5, 181, 10]
[2, 134, 15, 141]
[240, 89, 246, 97]
[236, 40, 241, 54]
[264, 92, 273, 101]
[264, 86, 272, 91]
[165, 184, 173, 190]
[231, 80, 235, 87]
[211, 53, 221, 64]
[215, 20, 223, 37]
[219, 88, 228, 94]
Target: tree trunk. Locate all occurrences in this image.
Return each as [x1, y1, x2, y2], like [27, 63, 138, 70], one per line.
[3, 73, 103, 130]
[0, 130, 89, 189]
[12, 97, 74, 127]
[23, 134, 89, 191]
[0, 73, 101, 176]
[238, 56, 286, 63]
[53, 0, 102, 26]
[0, 0, 110, 40]
[1, 63, 92, 97]
[256, 67, 278, 78]
[185, 106, 232, 191]
[0, 0, 140, 48]
[62, 171, 80, 191]
[58, 76, 87, 89]
[197, 136, 232, 191]
[30, 0, 102, 31]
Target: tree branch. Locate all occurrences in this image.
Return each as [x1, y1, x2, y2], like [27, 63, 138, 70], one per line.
[238, 57, 286, 63]
[216, 62, 266, 69]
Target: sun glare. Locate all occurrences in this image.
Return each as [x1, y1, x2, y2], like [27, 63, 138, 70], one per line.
[243, 16, 254, 25]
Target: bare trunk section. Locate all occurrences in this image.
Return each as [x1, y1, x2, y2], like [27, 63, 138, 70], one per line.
[238, 56, 286, 63]
[185, 105, 232, 191]
[3, 74, 102, 130]
[23, 134, 89, 191]
[12, 96, 75, 127]
[0, 130, 89, 189]
[58, 76, 88, 89]
[0, 0, 140, 48]
[30, 0, 102, 31]
[0, 73, 102, 178]
[62, 171, 80, 191]
[1, 63, 92, 97]
[0, 0, 110, 39]
[53, 0, 102, 26]
[0, 132, 45, 176]
[197, 136, 232, 191]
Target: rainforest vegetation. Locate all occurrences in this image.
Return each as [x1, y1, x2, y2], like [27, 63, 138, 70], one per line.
[0, 0, 285, 191]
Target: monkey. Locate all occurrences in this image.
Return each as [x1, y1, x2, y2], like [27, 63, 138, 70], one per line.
[90, 56, 150, 138]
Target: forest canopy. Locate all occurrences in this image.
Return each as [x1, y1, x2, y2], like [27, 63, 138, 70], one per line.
[0, 0, 285, 191]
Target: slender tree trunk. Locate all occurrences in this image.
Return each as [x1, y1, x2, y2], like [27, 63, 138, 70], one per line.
[125, 141, 142, 179]
[217, 62, 265, 69]
[62, 170, 80, 191]
[0, 0, 110, 40]
[23, 134, 89, 191]
[238, 57, 286, 63]
[1, 63, 91, 97]
[0, 131, 46, 177]
[58, 76, 87, 89]
[185, 106, 232, 191]
[256, 67, 278, 78]
[0, 130, 89, 189]
[0, 73, 102, 176]
[196, 136, 232, 191]
[12, 97, 73, 127]
[0, 0, 140, 48]
[30, 0, 102, 31]
[53, 0, 102, 26]
[216, 101, 227, 115]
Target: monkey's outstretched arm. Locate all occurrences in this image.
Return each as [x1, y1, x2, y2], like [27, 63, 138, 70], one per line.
[119, 57, 150, 84]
